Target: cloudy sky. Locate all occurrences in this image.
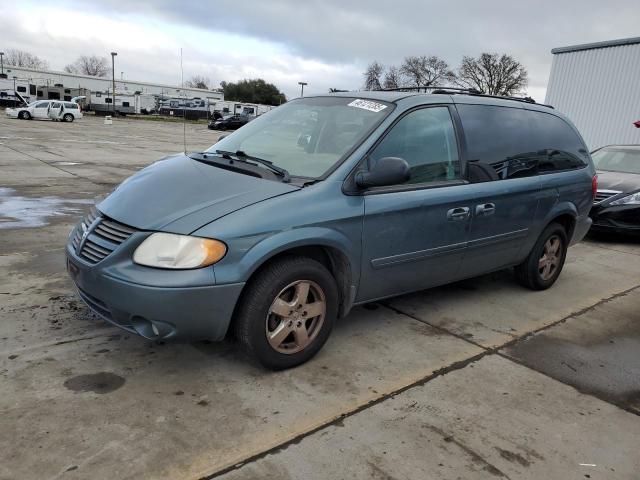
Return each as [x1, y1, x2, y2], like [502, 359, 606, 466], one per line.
[2, 0, 638, 101]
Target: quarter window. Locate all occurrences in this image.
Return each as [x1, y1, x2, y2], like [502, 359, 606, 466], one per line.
[370, 107, 460, 185]
[526, 110, 588, 172]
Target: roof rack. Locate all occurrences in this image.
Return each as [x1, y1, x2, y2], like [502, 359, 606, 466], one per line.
[379, 85, 554, 109]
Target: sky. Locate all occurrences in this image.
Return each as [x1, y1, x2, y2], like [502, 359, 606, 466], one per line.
[2, 0, 639, 102]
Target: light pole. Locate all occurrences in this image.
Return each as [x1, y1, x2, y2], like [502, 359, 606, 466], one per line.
[298, 81, 307, 98]
[0, 52, 4, 76]
[121, 71, 123, 80]
[110, 52, 117, 115]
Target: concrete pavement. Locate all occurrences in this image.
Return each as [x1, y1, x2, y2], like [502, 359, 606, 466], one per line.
[0, 114, 638, 480]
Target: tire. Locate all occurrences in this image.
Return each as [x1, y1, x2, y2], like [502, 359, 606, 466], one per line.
[234, 256, 338, 370]
[515, 222, 568, 290]
[63, 114, 74, 122]
[220, 125, 227, 131]
[18, 111, 31, 120]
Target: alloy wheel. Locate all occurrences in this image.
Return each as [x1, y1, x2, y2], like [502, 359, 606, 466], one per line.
[265, 280, 326, 354]
[538, 235, 562, 281]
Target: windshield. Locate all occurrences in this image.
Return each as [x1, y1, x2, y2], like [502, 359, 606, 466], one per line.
[206, 97, 393, 178]
[592, 147, 640, 174]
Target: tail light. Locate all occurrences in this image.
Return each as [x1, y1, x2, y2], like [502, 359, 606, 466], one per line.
[592, 175, 598, 200]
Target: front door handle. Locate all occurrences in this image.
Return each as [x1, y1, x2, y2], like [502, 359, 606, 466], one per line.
[447, 206, 470, 221]
[476, 203, 496, 216]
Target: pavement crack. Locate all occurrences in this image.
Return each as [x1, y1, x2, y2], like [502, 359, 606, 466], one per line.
[200, 350, 493, 479]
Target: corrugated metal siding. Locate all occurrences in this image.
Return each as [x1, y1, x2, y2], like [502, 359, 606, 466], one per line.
[545, 43, 640, 150]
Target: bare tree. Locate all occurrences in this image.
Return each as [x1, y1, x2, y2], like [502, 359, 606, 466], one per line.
[383, 65, 402, 89]
[456, 53, 528, 96]
[363, 61, 384, 91]
[185, 75, 210, 90]
[4, 49, 49, 69]
[64, 55, 109, 77]
[399, 55, 455, 87]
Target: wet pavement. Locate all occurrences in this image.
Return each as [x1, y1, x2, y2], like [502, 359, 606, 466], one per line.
[0, 114, 639, 479]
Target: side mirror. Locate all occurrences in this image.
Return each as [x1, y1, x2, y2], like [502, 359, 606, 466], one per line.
[355, 157, 410, 188]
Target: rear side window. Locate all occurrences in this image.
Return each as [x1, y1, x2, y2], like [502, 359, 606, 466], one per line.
[457, 104, 537, 180]
[370, 106, 460, 185]
[526, 110, 588, 173]
[64, 102, 78, 109]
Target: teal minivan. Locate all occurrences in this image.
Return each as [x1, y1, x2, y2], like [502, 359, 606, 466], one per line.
[67, 89, 595, 369]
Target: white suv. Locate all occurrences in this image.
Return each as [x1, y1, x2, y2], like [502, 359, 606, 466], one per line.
[6, 99, 83, 122]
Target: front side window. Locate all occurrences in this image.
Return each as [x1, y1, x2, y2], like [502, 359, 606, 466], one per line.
[208, 97, 393, 178]
[369, 106, 460, 185]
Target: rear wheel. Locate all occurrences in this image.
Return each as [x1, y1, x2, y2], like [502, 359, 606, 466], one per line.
[18, 111, 31, 120]
[515, 222, 568, 290]
[234, 256, 338, 370]
[63, 114, 74, 122]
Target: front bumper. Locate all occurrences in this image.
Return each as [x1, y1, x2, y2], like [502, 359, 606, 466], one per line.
[590, 203, 640, 235]
[66, 226, 244, 341]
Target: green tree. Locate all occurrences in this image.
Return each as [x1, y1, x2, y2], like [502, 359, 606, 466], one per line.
[220, 79, 286, 106]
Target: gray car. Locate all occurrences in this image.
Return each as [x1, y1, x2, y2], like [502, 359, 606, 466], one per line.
[66, 90, 595, 369]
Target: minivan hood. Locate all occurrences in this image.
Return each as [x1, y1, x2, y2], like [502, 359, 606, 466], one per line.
[596, 169, 640, 193]
[98, 154, 299, 234]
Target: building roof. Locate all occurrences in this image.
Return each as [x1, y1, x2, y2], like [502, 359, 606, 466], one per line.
[3, 65, 219, 95]
[551, 36, 640, 55]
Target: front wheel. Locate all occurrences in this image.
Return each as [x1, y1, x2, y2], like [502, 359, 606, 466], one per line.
[63, 114, 74, 122]
[19, 111, 31, 120]
[515, 222, 568, 290]
[233, 256, 338, 370]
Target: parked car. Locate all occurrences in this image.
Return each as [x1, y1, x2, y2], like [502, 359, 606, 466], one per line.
[589, 144, 640, 234]
[6, 98, 83, 122]
[66, 91, 595, 369]
[208, 114, 251, 130]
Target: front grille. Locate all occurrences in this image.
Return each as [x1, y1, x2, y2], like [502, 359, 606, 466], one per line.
[71, 208, 138, 265]
[594, 189, 622, 204]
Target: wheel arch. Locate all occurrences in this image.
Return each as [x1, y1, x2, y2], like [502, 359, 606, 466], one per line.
[226, 228, 359, 327]
[543, 202, 579, 242]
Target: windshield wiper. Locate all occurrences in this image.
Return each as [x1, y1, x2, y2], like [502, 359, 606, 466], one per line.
[215, 150, 290, 182]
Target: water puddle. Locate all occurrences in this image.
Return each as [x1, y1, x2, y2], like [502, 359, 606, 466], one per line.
[0, 187, 93, 229]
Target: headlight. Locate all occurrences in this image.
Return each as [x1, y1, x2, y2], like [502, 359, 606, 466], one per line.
[609, 191, 640, 206]
[133, 233, 226, 269]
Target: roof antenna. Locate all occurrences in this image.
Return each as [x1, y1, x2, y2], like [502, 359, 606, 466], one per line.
[181, 47, 186, 154]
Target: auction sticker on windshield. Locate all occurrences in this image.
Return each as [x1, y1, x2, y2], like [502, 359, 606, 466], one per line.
[348, 99, 388, 113]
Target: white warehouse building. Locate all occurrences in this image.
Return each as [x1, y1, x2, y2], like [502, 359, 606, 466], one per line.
[545, 36, 640, 150]
[2, 65, 223, 102]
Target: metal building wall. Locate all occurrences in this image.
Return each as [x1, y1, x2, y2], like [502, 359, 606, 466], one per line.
[545, 41, 640, 150]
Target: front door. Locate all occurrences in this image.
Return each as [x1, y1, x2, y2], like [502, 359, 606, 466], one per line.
[32, 101, 50, 119]
[358, 106, 472, 302]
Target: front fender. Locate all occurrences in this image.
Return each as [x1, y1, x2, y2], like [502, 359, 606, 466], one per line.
[212, 226, 360, 286]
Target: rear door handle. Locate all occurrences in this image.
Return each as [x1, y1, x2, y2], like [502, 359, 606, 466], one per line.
[475, 203, 495, 216]
[447, 207, 470, 221]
